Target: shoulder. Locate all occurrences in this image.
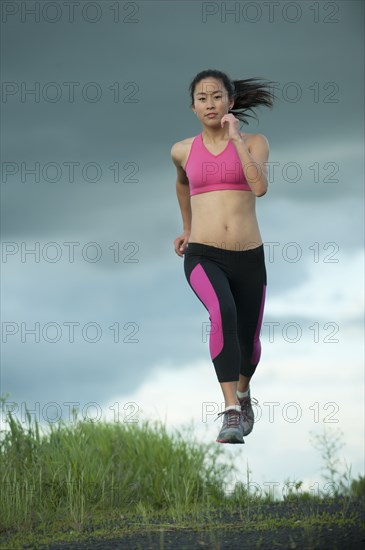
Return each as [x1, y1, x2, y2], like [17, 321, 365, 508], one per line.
[239, 132, 269, 154]
[239, 132, 269, 145]
[170, 136, 197, 167]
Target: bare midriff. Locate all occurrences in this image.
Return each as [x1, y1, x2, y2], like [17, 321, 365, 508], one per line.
[189, 189, 263, 251]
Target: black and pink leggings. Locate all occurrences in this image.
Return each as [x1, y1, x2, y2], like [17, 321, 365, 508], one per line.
[183, 242, 267, 383]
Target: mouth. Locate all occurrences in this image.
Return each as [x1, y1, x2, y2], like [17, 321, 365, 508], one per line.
[206, 113, 217, 118]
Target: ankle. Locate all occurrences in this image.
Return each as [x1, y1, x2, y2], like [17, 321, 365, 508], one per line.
[237, 386, 250, 398]
[225, 397, 240, 407]
[225, 404, 241, 412]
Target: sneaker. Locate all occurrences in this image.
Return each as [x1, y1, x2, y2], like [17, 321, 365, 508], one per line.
[237, 389, 258, 436]
[215, 408, 245, 444]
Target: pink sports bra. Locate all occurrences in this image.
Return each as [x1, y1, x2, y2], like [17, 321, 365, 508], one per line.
[184, 132, 251, 196]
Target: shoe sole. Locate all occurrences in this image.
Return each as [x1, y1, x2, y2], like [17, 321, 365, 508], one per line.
[216, 435, 245, 444]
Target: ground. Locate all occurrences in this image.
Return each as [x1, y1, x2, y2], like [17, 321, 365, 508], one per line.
[16, 499, 365, 550]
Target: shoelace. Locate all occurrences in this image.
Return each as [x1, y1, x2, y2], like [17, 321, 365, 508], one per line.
[215, 409, 241, 427]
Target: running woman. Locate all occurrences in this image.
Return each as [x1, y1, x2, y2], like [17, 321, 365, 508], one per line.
[171, 69, 276, 444]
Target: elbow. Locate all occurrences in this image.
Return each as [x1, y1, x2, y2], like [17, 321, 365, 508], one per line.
[254, 178, 268, 197]
[255, 186, 267, 197]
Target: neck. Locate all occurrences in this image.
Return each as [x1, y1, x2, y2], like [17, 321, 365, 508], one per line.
[201, 125, 229, 143]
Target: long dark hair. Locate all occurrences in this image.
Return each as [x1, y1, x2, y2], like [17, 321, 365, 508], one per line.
[189, 69, 277, 125]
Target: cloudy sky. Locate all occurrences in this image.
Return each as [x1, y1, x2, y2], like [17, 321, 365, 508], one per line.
[1, 1, 364, 493]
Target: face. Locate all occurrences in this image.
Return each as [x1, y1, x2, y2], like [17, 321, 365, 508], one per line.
[192, 77, 234, 124]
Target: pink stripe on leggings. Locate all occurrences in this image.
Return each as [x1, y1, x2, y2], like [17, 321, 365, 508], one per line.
[189, 263, 224, 360]
[250, 284, 266, 364]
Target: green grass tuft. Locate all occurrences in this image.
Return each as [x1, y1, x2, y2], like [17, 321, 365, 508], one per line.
[1, 396, 364, 549]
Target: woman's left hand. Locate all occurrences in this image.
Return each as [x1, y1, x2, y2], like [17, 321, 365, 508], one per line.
[221, 113, 241, 141]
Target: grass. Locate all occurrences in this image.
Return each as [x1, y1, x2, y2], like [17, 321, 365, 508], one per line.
[1, 396, 364, 549]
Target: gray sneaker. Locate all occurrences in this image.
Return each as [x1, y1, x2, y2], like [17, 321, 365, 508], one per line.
[237, 389, 258, 436]
[215, 408, 245, 444]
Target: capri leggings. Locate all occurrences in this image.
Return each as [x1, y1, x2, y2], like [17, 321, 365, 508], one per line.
[183, 242, 267, 383]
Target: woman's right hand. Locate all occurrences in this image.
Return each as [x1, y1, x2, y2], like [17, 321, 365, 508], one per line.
[173, 231, 190, 257]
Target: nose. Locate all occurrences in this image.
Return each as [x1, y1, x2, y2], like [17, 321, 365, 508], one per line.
[205, 96, 215, 108]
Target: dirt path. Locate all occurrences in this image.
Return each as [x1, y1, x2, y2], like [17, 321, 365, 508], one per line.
[39, 523, 364, 549]
[16, 499, 365, 549]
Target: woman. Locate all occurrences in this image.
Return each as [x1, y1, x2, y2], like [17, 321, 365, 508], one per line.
[171, 69, 276, 444]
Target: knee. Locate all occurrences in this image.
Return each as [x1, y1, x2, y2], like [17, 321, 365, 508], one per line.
[250, 338, 262, 364]
[241, 364, 257, 378]
[218, 300, 236, 321]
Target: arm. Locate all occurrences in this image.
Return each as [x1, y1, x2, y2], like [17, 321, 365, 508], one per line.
[176, 180, 191, 232]
[231, 133, 270, 197]
[171, 142, 191, 256]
